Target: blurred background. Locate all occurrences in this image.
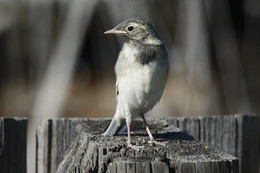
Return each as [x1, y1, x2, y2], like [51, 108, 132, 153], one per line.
[0, 0, 259, 172]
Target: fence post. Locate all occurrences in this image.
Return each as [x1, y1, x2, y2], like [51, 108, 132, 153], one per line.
[0, 118, 27, 173]
[36, 118, 239, 173]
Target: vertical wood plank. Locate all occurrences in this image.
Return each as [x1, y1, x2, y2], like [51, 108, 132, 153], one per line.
[116, 161, 126, 173]
[135, 162, 151, 173]
[151, 161, 169, 173]
[0, 118, 27, 173]
[178, 117, 200, 140]
[126, 161, 136, 172]
[237, 115, 259, 173]
[179, 162, 196, 173]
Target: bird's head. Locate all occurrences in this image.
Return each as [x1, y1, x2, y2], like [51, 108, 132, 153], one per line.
[104, 18, 162, 45]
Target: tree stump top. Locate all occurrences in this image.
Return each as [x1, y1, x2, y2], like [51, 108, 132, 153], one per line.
[56, 118, 238, 173]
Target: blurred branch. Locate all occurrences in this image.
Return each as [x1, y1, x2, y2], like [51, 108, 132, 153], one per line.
[172, 0, 217, 115]
[27, 0, 98, 173]
[212, 0, 252, 113]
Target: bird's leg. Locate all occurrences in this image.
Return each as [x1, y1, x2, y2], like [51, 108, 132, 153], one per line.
[125, 119, 143, 151]
[141, 114, 167, 146]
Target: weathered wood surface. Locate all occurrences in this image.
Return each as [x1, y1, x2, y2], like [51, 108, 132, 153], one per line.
[36, 117, 240, 173]
[173, 114, 259, 173]
[56, 131, 238, 173]
[0, 117, 27, 173]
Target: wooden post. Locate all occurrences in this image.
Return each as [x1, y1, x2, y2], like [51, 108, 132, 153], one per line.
[36, 117, 240, 173]
[0, 118, 27, 173]
[55, 131, 238, 173]
[172, 114, 259, 173]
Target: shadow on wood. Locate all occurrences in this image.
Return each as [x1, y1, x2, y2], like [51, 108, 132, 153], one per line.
[0, 118, 27, 173]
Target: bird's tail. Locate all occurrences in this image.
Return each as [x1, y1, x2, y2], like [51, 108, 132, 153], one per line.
[102, 116, 127, 136]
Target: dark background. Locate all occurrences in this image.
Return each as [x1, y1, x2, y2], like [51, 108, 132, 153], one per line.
[0, 0, 259, 172]
[1, 0, 259, 118]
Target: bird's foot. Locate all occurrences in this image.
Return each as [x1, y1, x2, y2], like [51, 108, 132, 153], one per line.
[148, 140, 168, 146]
[126, 144, 144, 151]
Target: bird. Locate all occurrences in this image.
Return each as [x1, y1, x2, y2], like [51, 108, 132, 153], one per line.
[103, 18, 169, 150]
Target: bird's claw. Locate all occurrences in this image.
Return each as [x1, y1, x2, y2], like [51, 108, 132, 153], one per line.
[126, 144, 144, 151]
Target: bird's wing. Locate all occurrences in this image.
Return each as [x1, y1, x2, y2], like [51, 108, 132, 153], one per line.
[116, 81, 119, 96]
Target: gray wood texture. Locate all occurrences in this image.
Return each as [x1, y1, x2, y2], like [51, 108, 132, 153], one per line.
[173, 114, 259, 173]
[0, 118, 27, 173]
[36, 117, 240, 173]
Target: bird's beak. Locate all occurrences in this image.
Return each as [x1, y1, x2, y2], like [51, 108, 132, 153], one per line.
[104, 29, 127, 35]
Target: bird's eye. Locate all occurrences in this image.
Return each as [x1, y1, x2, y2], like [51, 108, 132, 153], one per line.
[127, 26, 134, 32]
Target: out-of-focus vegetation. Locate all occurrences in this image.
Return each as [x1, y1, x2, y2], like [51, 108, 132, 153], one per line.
[0, 0, 259, 172]
[1, 0, 259, 119]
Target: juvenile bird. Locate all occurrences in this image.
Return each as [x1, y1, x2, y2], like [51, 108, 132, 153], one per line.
[103, 18, 169, 150]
